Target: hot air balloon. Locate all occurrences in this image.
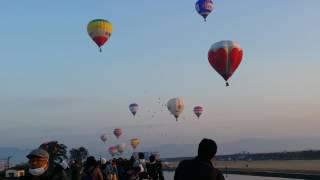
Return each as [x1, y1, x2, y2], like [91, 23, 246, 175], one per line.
[100, 134, 107, 143]
[113, 128, 123, 139]
[193, 106, 204, 118]
[129, 103, 139, 117]
[130, 138, 141, 150]
[167, 98, 185, 121]
[208, 40, 244, 86]
[116, 143, 127, 154]
[195, 0, 214, 22]
[108, 146, 118, 157]
[87, 19, 113, 52]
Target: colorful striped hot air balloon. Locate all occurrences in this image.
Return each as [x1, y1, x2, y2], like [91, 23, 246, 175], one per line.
[195, 0, 214, 21]
[193, 106, 204, 118]
[208, 40, 244, 86]
[87, 19, 113, 52]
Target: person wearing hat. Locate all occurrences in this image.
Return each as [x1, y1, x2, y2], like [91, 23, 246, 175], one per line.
[174, 138, 225, 180]
[23, 148, 68, 180]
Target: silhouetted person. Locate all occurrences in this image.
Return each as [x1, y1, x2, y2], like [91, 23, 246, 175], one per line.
[70, 160, 82, 180]
[133, 153, 147, 173]
[82, 156, 103, 180]
[174, 138, 225, 180]
[154, 155, 164, 180]
[146, 155, 164, 180]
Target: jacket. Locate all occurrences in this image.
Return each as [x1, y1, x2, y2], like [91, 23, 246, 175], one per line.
[174, 157, 225, 180]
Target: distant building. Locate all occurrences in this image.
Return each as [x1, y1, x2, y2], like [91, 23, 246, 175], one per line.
[5, 169, 25, 178]
[0, 160, 6, 171]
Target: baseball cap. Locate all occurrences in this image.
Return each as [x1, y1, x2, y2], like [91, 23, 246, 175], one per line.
[26, 148, 49, 159]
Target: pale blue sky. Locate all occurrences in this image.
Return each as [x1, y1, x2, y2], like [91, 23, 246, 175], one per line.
[0, 0, 320, 158]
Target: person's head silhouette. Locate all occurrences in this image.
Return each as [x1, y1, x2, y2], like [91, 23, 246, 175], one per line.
[198, 138, 217, 160]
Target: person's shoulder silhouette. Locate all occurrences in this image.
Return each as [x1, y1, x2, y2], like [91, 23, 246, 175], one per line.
[174, 138, 225, 180]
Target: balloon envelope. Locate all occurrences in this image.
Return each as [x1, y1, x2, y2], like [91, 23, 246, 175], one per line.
[129, 103, 139, 116]
[208, 40, 243, 86]
[113, 128, 123, 139]
[108, 146, 118, 156]
[100, 134, 107, 143]
[116, 143, 127, 154]
[195, 0, 214, 21]
[87, 19, 113, 51]
[167, 98, 185, 121]
[193, 106, 204, 118]
[130, 138, 141, 150]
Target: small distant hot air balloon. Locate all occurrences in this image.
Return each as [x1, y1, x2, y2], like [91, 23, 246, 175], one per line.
[129, 103, 139, 118]
[195, 0, 214, 22]
[87, 19, 113, 52]
[108, 146, 118, 157]
[167, 98, 185, 121]
[208, 40, 244, 86]
[113, 128, 123, 139]
[100, 134, 107, 143]
[193, 106, 204, 118]
[130, 138, 141, 150]
[116, 143, 127, 154]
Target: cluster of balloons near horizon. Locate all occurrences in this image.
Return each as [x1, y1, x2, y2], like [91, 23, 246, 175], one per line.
[87, 1, 244, 86]
[102, 99, 205, 155]
[107, 138, 141, 157]
[100, 128, 142, 157]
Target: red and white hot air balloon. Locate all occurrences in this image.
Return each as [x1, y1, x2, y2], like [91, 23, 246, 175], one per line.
[208, 40, 244, 86]
[193, 106, 204, 118]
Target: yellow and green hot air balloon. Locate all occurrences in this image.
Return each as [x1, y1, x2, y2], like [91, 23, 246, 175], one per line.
[87, 19, 113, 52]
[130, 138, 141, 150]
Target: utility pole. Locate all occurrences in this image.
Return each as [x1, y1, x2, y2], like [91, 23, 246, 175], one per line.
[6, 156, 12, 170]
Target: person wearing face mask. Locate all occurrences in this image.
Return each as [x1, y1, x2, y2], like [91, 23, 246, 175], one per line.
[22, 148, 68, 180]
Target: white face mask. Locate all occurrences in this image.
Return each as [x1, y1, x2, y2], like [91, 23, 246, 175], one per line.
[29, 166, 47, 176]
[59, 161, 69, 170]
